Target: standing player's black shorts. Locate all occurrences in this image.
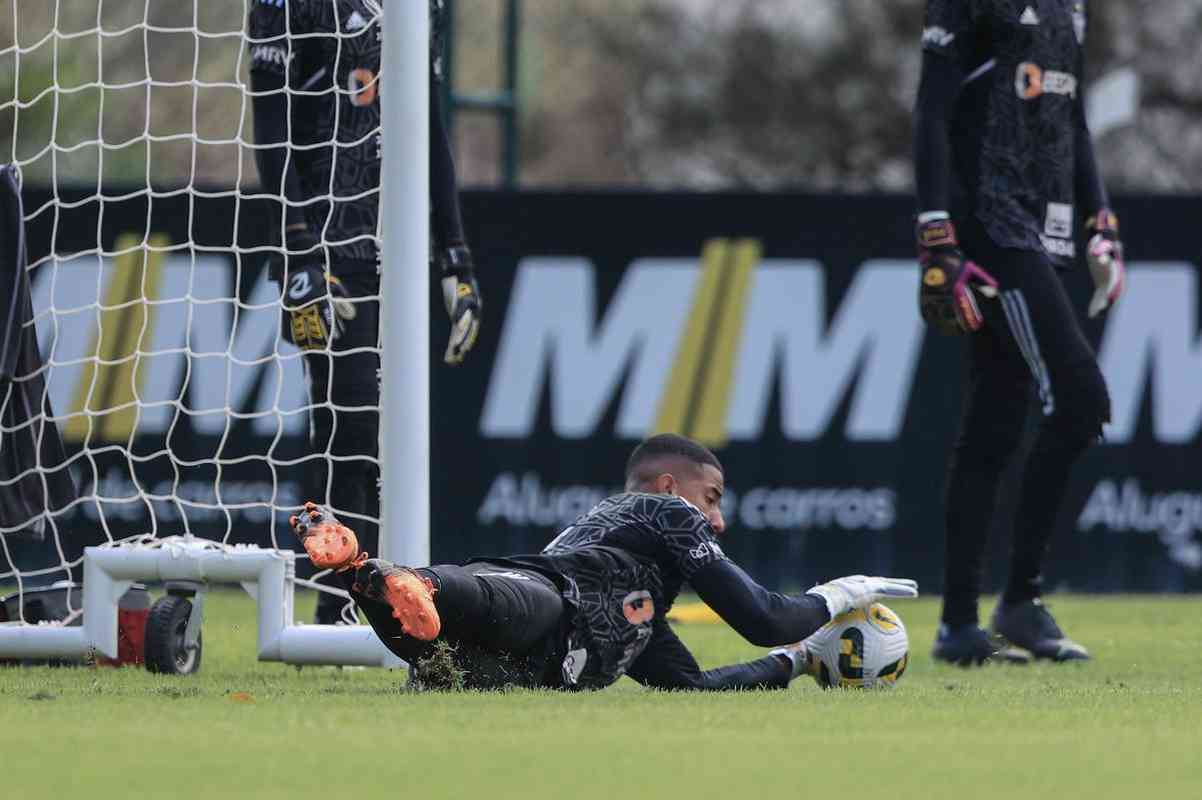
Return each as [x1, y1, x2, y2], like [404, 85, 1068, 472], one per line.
[956, 218, 1106, 443]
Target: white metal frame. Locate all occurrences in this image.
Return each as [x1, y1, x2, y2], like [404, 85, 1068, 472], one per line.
[0, 539, 403, 667]
[0, 4, 428, 666]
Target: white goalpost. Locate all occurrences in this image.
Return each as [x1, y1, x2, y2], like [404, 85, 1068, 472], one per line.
[0, 0, 428, 669]
[379, 0, 430, 568]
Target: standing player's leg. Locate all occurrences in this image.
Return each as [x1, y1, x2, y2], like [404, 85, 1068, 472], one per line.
[989, 265, 1107, 661]
[305, 273, 381, 624]
[934, 315, 1032, 665]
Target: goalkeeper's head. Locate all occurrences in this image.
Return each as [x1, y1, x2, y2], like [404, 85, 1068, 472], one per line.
[624, 434, 726, 534]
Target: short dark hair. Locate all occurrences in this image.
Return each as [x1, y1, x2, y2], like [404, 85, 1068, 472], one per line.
[624, 434, 723, 488]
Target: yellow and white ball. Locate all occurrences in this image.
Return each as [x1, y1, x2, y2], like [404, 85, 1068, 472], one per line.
[807, 603, 910, 689]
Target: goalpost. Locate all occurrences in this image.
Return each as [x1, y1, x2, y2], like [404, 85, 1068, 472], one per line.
[0, 0, 428, 669]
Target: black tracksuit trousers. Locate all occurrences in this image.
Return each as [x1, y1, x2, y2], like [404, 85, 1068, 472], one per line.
[941, 220, 1111, 627]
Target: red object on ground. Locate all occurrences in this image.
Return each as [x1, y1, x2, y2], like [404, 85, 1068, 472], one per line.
[97, 589, 150, 667]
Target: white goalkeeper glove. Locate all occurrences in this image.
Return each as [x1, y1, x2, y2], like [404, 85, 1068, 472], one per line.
[805, 575, 919, 620]
[437, 245, 482, 365]
[1085, 209, 1125, 318]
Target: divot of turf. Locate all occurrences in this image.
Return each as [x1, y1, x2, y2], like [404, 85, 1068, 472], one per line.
[412, 640, 466, 691]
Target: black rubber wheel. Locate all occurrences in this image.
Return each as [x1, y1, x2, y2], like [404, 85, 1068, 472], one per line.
[144, 596, 202, 675]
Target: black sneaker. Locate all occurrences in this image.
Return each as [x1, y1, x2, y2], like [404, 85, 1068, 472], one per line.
[932, 624, 1000, 666]
[991, 599, 1090, 662]
[932, 624, 1032, 666]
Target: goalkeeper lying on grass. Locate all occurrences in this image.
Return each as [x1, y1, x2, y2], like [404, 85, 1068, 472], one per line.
[292, 434, 917, 690]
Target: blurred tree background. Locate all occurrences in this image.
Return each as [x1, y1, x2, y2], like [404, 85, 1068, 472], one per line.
[1, 0, 1198, 192]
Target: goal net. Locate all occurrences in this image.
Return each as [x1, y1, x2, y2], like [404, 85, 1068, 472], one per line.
[0, 0, 426, 632]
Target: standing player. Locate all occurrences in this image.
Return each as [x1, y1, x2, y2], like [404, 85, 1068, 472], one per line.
[291, 434, 919, 690]
[913, 1, 1124, 663]
[248, 0, 481, 623]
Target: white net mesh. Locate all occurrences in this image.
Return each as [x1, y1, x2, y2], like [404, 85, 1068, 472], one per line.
[0, 0, 381, 622]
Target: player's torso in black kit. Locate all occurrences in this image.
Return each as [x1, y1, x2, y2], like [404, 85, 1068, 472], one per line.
[247, 0, 447, 271]
[496, 493, 726, 690]
[927, 0, 1088, 265]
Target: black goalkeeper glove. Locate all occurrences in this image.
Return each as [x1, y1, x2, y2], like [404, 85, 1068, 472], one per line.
[280, 229, 356, 351]
[917, 216, 998, 336]
[436, 244, 482, 365]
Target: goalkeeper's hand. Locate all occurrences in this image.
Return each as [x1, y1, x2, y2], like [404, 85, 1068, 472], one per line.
[280, 229, 356, 351]
[769, 640, 819, 682]
[805, 575, 919, 620]
[437, 245, 482, 365]
[917, 216, 997, 335]
[1085, 209, 1125, 318]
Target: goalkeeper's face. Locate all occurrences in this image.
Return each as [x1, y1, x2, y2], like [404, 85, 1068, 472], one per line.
[666, 463, 727, 535]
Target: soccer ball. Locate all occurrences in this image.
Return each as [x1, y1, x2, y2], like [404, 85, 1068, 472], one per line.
[806, 603, 910, 689]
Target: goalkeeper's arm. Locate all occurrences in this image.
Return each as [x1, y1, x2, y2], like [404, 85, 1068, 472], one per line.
[249, 67, 311, 271]
[689, 560, 831, 647]
[430, 76, 482, 364]
[1073, 49, 1124, 318]
[690, 561, 919, 647]
[430, 75, 467, 254]
[626, 616, 794, 691]
[249, 53, 353, 351]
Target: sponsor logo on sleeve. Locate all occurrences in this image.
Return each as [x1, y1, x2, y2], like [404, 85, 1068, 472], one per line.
[921, 26, 956, 48]
[688, 540, 725, 562]
[250, 45, 291, 67]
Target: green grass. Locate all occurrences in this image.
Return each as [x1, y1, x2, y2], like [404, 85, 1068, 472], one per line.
[2, 592, 1200, 799]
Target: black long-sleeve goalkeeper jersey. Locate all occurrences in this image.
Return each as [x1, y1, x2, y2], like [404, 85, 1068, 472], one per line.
[248, 0, 465, 273]
[914, 0, 1107, 266]
[499, 493, 830, 690]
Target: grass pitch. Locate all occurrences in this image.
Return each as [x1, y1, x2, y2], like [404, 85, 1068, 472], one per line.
[2, 592, 1199, 799]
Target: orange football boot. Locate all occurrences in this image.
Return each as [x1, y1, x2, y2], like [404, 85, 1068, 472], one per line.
[351, 560, 441, 641]
[289, 501, 363, 572]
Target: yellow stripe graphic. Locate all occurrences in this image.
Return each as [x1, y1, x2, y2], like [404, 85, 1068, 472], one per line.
[651, 238, 762, 448]
[689, 239, 759, 448]
[652, 239, 729, 436]
[65, 233, 169, 443]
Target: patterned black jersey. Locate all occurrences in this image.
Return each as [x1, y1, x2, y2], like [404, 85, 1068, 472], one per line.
[247, 0, 447, 268]
[491, 493, 727, 689]
[923, 0, 1090, 264]
[542, 492, 727, 608]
